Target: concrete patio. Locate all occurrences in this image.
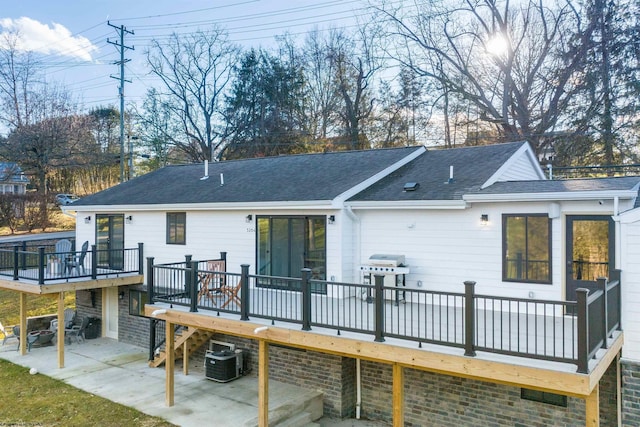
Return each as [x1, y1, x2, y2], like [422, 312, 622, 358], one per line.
[0, 338, 384, 427]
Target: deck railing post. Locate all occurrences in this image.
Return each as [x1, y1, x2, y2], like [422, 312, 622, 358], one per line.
[189, 261, 198, 313]
[597, 276, 608, 349]
[301, 268, 312, 331]
[612, 269, 622, 331]
[464, 281, 476, 357]
[137, 243, 144, 274]
[184, 255, 192, 296]
[12, 245, 19, 280]
[374, 274, 385, 342]
[20, 241, 27, 270]
[576, 288, 590, 374]
[147, 257, 155, 304]
[91, 245, 97, 279]
[37, 246, 45, 285]
[240, 264, 250, 321]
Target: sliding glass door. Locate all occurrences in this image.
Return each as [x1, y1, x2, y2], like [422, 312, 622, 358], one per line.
[257, 216, 326, 291]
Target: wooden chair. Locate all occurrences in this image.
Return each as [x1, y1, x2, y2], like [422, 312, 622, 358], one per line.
[220, 279, 242, 309]
[197, 260, 226, 305]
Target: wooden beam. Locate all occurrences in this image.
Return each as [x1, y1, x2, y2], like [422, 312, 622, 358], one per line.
[144, 306, 598, 397]
[0, 274, 143, 295]
[258, 340, 269, 427]
[392, 363, 404, 427]
[183, 334, 189, 376]
[165, 320, 175, 407]
[57, 292, 65, 368]
[19, 293, 26, 356]
[585, 383, 599, 427]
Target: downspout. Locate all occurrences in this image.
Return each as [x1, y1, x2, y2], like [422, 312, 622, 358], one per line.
[345, 206, 362, 419]
[614, 196, 621, 270]
[356, 358, 362, 419]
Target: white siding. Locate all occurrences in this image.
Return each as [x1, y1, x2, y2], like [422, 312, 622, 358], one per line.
[75, 209, 340, 278]
[496, 152, 544, 181]
[620, 212, 640, 362]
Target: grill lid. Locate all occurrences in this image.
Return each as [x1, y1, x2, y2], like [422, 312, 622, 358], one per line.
[366, 254, 406, 267]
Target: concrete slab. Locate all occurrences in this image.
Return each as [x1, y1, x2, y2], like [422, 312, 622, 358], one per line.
[0, 338, 376, 427]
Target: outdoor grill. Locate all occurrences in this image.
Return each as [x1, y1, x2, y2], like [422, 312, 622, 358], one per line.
[359, 254, 409, 304]
[359, 254, 410, 275]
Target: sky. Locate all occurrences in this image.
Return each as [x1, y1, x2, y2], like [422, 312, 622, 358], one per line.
[0, 0, 367, 112]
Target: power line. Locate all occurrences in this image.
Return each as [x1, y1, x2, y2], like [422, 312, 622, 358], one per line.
[107, 21, 135, 183]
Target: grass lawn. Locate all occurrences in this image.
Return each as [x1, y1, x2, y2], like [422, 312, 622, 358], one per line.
[0, 289, 76, 328]
[0, 359, 176, 426]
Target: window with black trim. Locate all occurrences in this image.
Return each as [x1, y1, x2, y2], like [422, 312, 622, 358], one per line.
[521, 388, 567, 407]
[129, 290, 148, 316]
[166, 212, 186, 245]
[503, 214, 551, 283]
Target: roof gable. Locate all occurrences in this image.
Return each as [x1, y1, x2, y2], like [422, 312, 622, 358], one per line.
[347, 141, 528, 202]
[481, 142, 546, 188]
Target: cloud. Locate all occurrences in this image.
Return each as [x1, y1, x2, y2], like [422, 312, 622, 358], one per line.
[0, 17, 98, 61]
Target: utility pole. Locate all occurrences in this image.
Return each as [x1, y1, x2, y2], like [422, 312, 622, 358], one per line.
[107, 21, 134, 183]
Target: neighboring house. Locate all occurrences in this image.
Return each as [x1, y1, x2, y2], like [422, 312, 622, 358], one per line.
[0, 162, 29, 194]
[67, 142, 640, 426]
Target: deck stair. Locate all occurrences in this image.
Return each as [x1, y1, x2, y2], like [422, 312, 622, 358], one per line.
[149, 327, 213, 368]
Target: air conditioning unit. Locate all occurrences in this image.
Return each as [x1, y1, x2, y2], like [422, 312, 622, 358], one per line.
[205, 350, 243, 382]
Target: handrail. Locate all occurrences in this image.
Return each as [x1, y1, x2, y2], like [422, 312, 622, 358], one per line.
[0, 243, 144, 284]
[148, 258, 622, 373]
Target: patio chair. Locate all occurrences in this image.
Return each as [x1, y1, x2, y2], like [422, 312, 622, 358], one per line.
[197, 260, 226, 304]
[63, 308, 76, 329]
[48, 239, 72, 275]
[13, 326, 38, 352]
[66, 240, 89, 275]
[65, 317, 90, 344]
[220, 279, 242, 309]
[0, 321, 17, 346]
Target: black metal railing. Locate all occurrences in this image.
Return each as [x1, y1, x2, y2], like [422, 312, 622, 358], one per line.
[147, 258, 622, 373]
[0, 243, 143, 284]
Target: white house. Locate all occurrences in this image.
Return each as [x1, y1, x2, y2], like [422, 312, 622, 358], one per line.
[0, 162, 29, 194]
[67, 141, 640, 426]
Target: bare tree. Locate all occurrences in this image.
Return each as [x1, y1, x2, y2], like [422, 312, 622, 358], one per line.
[0, 30, 39, 129]
[146, 28, 239, 162]
[377, 0, 599, 154]
[327, 26, 382, 150]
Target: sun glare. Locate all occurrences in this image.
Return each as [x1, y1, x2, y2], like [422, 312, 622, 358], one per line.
[486, 34, 509, 57]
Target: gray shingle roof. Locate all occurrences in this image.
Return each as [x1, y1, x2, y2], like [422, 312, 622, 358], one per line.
[471, 176, 640, 195]
[73, 147, 423, 207]
[348, 142, 527, 202]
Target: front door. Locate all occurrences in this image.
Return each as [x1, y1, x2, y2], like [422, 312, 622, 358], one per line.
[96, 214, 124, 270]
[566, 215, 615, 301]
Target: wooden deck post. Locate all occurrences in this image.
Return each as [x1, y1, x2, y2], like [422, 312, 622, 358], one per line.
[183, 332, 189, 375]
[392, 363, 404, 427]
[585, 383, 599, 427]
[57, 292, 65, 368]
[19, 292, 26, 355]
[166, 320, 175, 407]
[258, 340, 269, 427]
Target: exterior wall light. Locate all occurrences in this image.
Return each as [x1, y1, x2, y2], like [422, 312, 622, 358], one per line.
[245, 214, 253, 223]
[125, 215, 133, 223]
[328, 215, 335, 224]
[480, 214, 489, 225]
[84, 216, 91, 224]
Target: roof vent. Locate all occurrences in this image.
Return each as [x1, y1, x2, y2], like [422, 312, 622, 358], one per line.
[403, 182, 419, 192]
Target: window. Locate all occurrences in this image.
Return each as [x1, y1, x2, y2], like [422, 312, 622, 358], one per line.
[166, 212, 186, 245]
[521, 388, 567, 407]
[129, 290, 148, 316]
[257, 216, 327, 292]
[503, 214, 551, 283]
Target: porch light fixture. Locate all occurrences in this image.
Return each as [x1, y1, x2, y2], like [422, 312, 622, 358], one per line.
[245, 214, 253, 223]
[125, 215, 133, 223]
[480, 214, 489, 225]
[328, 215, 335, 224]
[84, 216, 91, 224]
